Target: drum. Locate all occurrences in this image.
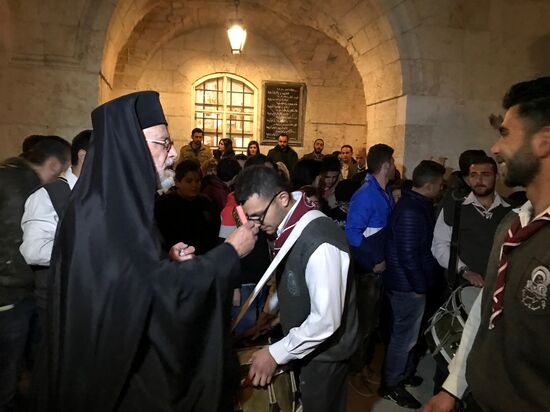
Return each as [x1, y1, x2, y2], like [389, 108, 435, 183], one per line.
[236, 346, 299, 412]
[425, 286, 480, 366]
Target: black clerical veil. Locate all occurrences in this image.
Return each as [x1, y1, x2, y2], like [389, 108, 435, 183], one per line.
[42, 92, 240, 412]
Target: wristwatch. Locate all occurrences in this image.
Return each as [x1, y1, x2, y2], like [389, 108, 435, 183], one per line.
[459, 266, 470, 277]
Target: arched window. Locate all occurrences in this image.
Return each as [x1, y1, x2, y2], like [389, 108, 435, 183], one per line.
[193, 73, 257, 152]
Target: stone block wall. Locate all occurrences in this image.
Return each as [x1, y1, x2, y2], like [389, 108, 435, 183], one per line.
[111, 26, 367, 158]
[0, 64, 97, 157]
[1, 0, 548, 174]
[400, 0, 550, 173]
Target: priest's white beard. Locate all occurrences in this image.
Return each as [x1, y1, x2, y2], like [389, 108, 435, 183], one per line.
[159, 170, 175, 191]
[157, 157, 175, 191]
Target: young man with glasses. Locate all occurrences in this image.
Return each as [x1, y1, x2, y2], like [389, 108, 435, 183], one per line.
[235, 166, 359, 412]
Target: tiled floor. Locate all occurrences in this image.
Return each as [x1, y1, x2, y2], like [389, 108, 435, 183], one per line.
[347, 348, 437, 412]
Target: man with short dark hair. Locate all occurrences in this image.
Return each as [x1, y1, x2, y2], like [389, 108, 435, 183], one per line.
[432, 156, 512, 288]
[453, 150, 486, 196]
[0, 136, 71, 411]
[345, 143, 395, 395]
[236, 166, 358, 412]
[219, 154, 276, 239]
[21, 135, 71, 156]
[267, 133, 298, 173]
[340, 144, 358, 179]
[39, 91, 258, 412]
[346, 143, 395, 273]
[380, 160, 446, 408]
[178, 127, 212, 165]
[219, 156, 273, 336]
[20, 130, 92, 331]
[302, 138, 325, 161]
[435, 149, 486, 217]
[423, 76, 550, 412]
[21, 130, 92, 265]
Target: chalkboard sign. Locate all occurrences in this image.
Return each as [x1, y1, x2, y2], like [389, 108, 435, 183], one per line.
[261, 82, 306, 146]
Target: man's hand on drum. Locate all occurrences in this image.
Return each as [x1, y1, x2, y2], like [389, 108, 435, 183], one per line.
[248, 347, 278, 387]
[422, 391, 457, 412]
[463, 270, 484, 288]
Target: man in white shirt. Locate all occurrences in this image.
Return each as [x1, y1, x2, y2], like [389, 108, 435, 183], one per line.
[20, 130, 91, 265]
[423, 76, 550, 411]
[0, 136, 71, 412]
[20, 130, 91, 324]
[235, 165, 359, 412]
[431, 156, 511, 288]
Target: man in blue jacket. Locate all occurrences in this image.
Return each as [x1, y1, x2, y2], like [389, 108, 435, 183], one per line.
[380, 160, 446, 408]
[345, 143, 395, 395]
[346, 144, 396, 272]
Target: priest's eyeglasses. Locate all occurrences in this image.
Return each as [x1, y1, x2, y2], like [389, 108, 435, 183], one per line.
[246, 190, 282, 225]
[146, 137, 174, 151]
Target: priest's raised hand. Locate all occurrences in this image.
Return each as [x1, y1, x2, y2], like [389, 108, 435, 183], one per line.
[225, 221, 259, 257]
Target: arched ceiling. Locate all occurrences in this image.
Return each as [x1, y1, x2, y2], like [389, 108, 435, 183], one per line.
[112, 1, 364, 91]
[100, 0, 406, 104]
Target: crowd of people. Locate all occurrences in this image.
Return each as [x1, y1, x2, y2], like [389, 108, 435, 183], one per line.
[0, 76, 548, 412]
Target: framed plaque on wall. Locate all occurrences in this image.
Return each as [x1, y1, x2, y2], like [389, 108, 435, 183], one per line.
[261, 81, 306, 147]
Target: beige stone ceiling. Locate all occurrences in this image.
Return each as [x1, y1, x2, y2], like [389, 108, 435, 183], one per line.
[112, 1, 364, 91]
[4, 0, 546, 166]
[101, 0, 406, 105]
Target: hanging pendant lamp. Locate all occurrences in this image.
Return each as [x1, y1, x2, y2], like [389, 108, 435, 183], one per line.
[227, 0, 247, 54]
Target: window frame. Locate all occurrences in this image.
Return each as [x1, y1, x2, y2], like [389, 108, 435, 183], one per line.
[192, 73, 258, 153]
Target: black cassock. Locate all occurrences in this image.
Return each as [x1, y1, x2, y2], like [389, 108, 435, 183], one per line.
[33, 92, 241, 411]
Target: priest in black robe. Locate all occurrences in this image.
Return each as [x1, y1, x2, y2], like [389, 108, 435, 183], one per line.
[34, 91, 258, 411]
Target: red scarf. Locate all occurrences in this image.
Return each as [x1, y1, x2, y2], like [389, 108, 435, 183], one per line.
[273, 192, 317, 256]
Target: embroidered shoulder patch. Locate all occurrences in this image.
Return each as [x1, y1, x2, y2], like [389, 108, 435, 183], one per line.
[521, 265, 550, 311]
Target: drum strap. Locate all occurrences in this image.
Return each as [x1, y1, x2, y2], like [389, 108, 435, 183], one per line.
[231, 210, 325, 330]
[448, 199, 463, 289]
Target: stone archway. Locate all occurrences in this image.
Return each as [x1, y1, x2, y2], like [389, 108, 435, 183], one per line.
[97, 0, 412, 164]
[3, 0, 547, 169]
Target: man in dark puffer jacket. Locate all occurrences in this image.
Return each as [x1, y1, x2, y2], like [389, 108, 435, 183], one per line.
[379, 160, 446, 409]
